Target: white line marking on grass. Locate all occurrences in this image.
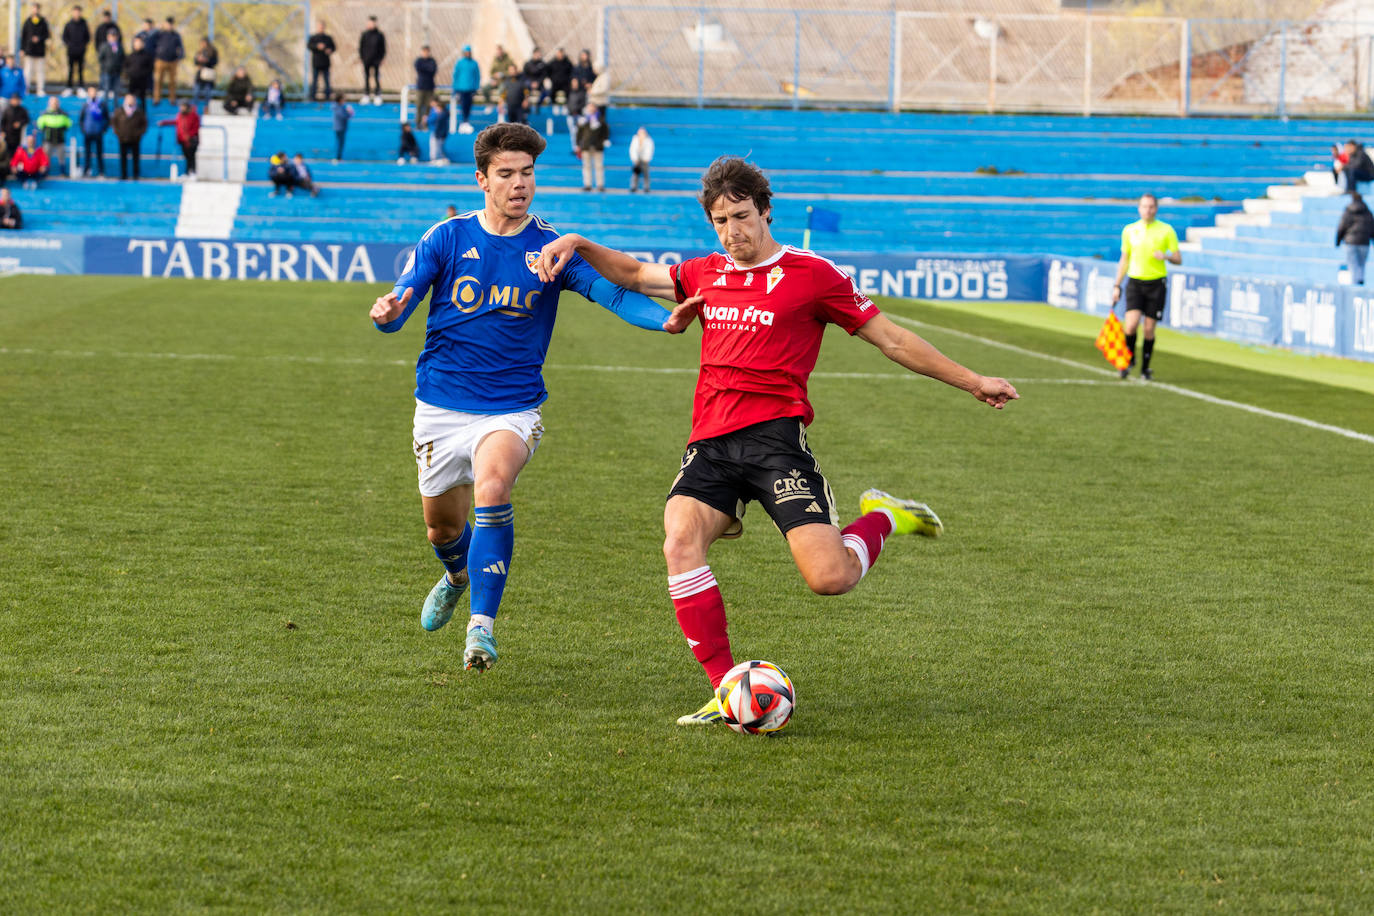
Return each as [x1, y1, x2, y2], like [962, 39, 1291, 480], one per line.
[7, 339, 1372, 445]
[889, 314, 1374, 445]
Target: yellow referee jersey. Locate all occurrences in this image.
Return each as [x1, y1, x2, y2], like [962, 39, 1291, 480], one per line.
[1121, 219, 1179, 281]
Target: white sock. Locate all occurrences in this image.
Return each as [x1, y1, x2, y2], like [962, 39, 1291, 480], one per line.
[468, 614, 495, 632]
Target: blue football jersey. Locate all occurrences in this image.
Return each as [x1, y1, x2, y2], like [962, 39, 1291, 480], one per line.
[376, 211, 667, 414]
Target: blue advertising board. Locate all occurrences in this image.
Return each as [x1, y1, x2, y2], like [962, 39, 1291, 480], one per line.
[4, 233, 1370, 362]
[0, 233, 85, 275]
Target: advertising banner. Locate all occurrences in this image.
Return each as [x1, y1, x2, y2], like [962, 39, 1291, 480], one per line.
[0, 234, 86, 275]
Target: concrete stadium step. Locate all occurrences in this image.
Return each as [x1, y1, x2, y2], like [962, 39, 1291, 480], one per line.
[177, 182, 244, 239]
[200, 114, 257, 183]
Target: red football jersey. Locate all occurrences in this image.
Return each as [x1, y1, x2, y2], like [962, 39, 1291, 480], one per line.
[669, 245, 879, 442]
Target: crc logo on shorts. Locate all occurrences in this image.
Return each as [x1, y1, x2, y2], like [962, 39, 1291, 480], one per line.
[773, 469, 814, 503]
[451, 275, 485, 313]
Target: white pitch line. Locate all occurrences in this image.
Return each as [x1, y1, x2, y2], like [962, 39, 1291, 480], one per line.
[890, 313, 1374, 445]
[5, 338, 1372, 445]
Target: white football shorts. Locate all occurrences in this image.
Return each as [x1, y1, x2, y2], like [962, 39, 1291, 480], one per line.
[411, 399, 545, 497]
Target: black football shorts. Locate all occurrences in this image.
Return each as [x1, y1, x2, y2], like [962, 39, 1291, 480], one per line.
[1124, 277, 1167, 321]
[668, 417, 839, 536]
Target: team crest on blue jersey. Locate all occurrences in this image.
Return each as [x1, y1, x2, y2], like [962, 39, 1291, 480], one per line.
[525, 252, 542, 274]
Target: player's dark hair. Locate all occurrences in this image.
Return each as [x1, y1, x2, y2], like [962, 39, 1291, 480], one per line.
[699, 156, 773, 224]
[1139, 192, 1158, 204]
[473, 122, 547, 173]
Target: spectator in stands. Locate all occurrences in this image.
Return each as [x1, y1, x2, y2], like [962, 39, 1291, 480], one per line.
[572, 49, 596, 88]
[547, 48, 572, 114]
[263, 78, 284, 119]
[124, 36, 154, 106]
[291, 153, 318, 197]
[268, 150, 295, 197]
[111, 91, 146, 179]
[134, 17, 158, 52]
[522, 47, 550, 115]
[0, 132, 9, 186]
[444, 204, 457, 218]
[79, 88, 109, 176]
[427, 97, 448, 165]
[397, 122, 421, 164]
[564, 77, 586, 154]
[97, 29, 123, 97]
[487, 44, 514, 94]
[629, 126, 653, 192]
[1110, 192, 1180, 381]
[36, 95, 71, 172]
[174, 99, 199, 178]
[192, 37, 218, 107]
[576, 102, 609, 193]
[1336, 191, 1373, 286]
[308, 21, 335, 101]
[3, 95, 30, 154]
[94, 9, 119, 50]
[500, 63, 526, 125]
[1334, 140, 1374, 193]
[223, 66, 254, 115]
[359, 16, 386, 105]
[11, 133, 50, 189]
[331, 92, 353, 162]
[21, 4, 52, 96]
[452, 45, 480, 134]
[0, 187, 20, 228]
[62, 6, 91, 94]
[0, 55, 26, 102]
[413, 45, 437, 129]
[152, 16, 184, 104]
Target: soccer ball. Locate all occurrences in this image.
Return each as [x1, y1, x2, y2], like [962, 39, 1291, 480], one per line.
[716, 660, 795, 735]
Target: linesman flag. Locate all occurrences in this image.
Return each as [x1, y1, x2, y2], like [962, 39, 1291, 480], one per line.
[1095, 312, 1131, 370]
[802, 206, 841, 250]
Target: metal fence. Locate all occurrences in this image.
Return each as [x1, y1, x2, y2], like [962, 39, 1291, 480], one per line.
[7, 1, 1373, 114]
[600, 7, 1374, 116]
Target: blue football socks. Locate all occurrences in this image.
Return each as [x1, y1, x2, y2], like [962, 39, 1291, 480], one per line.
[432, 523, 472, 584]
[469, 504, 514, 621]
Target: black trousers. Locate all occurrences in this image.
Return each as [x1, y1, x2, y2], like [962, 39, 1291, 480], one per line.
[363, 63, 381, 94]
[181, 137, 198, 174]
[67, 55, 85, 87]
[118, 140, 140, 179]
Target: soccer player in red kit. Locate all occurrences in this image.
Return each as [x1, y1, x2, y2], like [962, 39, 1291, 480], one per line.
[537, 156, 1018, 724]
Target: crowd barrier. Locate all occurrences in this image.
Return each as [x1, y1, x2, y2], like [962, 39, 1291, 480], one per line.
[2, 234, 1369, 363]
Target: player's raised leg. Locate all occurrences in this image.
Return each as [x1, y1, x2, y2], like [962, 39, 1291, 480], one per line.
[421, 486, 473, 631]
[463, 429, 533, 672]
[664, 494, 737, 724]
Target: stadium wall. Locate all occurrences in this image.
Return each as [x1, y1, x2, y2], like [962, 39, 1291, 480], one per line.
[3, 234, 1370, 362]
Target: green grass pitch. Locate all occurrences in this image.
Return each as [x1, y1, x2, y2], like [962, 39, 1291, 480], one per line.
[3, 275, 1373, 912]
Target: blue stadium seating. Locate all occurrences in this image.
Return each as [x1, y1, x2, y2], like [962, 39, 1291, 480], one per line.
[9, 92, 1371, 272]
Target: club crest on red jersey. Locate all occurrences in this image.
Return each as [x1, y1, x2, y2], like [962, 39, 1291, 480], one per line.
[766, 266, 785, 294]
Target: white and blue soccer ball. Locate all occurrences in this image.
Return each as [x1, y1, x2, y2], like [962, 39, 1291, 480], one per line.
[716, 660, 795, 735]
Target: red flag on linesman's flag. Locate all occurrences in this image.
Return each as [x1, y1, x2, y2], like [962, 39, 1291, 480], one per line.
[1095, 313, 1132, 370]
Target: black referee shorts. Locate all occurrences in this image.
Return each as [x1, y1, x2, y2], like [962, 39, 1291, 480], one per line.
[668, 417, 839, 536]
[1124, 277, 1167, 321]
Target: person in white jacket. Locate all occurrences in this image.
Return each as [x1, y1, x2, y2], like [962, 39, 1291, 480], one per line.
[629, 126, 653, 193]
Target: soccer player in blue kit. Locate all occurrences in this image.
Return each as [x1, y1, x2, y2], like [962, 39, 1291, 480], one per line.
[369, 122, 694, 671]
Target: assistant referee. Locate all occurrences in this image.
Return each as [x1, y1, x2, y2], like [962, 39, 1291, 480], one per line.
[1110, 192, 1181, 380]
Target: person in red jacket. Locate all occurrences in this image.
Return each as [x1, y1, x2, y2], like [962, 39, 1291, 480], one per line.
[11, 133, 50, 189]
[159, 99, 199, 178]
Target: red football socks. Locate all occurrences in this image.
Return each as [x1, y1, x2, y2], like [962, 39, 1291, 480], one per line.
[840, 510, 894, 578]
[667, 565, 735, 687]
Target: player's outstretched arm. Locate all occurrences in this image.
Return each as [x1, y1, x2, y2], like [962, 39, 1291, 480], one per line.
[370, 286, 414, 332]
[537, 232, 676, 299]
[856, 314, 1019, 409]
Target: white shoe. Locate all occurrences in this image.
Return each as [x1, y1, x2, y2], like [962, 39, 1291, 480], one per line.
[396, 157, 405, 165]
